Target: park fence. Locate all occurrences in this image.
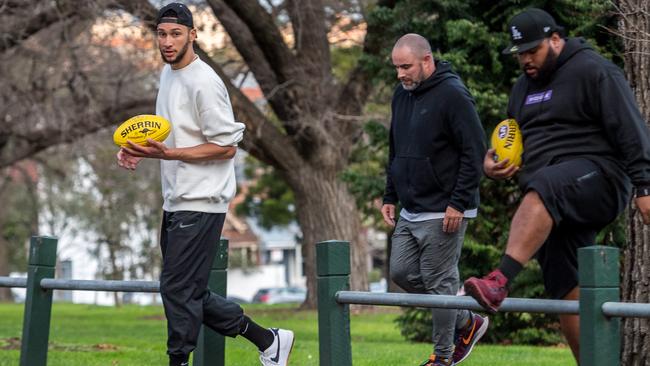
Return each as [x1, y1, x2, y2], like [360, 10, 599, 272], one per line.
[0, 236, 228, 366]
[2, 236, 650, 366]
[315, 241, 650, 366]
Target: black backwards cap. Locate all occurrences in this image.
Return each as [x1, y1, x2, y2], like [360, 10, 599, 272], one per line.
[156, 2, 194, 28]
[502, 8, 564, 54]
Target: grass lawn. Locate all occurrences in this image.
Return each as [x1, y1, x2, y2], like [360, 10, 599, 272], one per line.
[0, 302, 573, 365]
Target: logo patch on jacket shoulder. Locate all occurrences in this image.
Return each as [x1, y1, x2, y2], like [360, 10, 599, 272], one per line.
[525, 90, 553, 105]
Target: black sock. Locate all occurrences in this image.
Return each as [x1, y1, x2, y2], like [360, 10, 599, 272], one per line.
[239, 315, 274, 351]
[498, 254, 524, 282]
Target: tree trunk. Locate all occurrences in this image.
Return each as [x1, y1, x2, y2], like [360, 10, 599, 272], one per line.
[620, 1, 650, 364]
[106, 240, 123, 307]
[0, 186, 13, 302]
[0, 235, 12, 302]
[287, 167, 369, 308]
[624, 210, 650, 365]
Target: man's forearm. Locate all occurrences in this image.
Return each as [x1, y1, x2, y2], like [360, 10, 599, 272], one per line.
[167, 143, 236, 162]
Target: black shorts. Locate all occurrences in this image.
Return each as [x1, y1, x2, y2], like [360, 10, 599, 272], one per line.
[524, 158, 628, 299]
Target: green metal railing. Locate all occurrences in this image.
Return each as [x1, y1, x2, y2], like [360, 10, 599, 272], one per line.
[315, 240, 650, 366]
[5, 237, 650, 366]
[0, 235, 229, 366]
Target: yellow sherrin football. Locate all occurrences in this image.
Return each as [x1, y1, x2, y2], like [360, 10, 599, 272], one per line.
[113, 115, 171, 147]
[490, 118, 523, 168]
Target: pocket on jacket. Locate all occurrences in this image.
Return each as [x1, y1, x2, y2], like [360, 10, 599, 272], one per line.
[390, 156, 443, 204]
[410, 157, 444, 195]
[390, 157, 411, 205]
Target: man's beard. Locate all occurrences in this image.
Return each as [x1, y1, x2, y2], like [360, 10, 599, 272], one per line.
[160, 37, 190, 65]
[401, 68, 426, 91]
[525, 47, 558, 84]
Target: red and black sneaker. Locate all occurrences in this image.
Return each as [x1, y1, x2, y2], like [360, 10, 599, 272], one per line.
[419, 354, 453, 366]
[464, 269, 508, 313]
[452, 312, 489, 364]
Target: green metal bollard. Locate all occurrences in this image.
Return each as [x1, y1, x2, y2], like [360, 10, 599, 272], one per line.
[194, 238, 228, 366]
[316, 240, 352, 366]
[579, 246, 620, 366]
[20, 236, 58, 366]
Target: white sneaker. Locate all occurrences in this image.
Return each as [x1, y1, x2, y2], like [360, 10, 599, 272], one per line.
[259, 328, 295, 366]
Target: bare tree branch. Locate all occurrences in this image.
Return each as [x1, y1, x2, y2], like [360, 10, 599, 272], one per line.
[0, 1, 81, 52]
[0, 97, 155, 169]
[208, 0, 323, 148]
[194, 46, 302, 170]
[221, 0, 297, 82]
[204, 0, 305, 125]
[204, 0, 278, 89]
[337, 0, 396, 117]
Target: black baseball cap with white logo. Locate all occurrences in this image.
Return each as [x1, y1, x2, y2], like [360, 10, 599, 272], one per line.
[502, 8, 564, 54]
[156, 2, 194, 28]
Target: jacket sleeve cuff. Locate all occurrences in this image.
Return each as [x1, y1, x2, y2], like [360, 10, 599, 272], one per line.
[383, 197, 397, 205]
[447, 199, 467, 213]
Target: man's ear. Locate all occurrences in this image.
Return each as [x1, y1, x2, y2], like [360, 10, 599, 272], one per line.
[190, 27, 197, 41]
[549, 33, 563, 50]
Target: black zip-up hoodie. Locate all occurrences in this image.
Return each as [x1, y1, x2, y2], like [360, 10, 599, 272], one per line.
[508, 37, 650, 197]
[383, 61, 486, 213]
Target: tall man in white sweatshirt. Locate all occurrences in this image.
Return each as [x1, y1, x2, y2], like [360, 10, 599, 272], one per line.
[117, 3, 294, 366]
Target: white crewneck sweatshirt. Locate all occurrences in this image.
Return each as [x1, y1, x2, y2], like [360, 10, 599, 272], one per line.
[156, 57, 245, 213]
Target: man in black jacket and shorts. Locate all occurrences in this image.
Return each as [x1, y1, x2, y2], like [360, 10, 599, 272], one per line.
[464, 8, 650, 363]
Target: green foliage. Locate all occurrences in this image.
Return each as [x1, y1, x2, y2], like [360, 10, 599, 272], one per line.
[368, 267, 383, 283]
[236, 156, 296, 230]
[596, 215, 628, 249]
[340, 120, 390, 224]
[331, 46, 363, 82]
[228, 249, 255, 271]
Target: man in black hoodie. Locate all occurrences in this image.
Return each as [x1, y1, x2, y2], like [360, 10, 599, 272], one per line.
[381, 33, 487, 366]
[464, 8, 650, 362]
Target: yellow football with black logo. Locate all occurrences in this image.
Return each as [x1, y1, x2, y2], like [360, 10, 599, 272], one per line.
[491, 119, 523, 168]
[113, 115, 171, 147]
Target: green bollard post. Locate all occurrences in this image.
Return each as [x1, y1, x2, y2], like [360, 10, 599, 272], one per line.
[316, 240, 352, 366]
[20, 236, 58, 366]
[579, 245, 620, 366]
[194, 238, 228, 366]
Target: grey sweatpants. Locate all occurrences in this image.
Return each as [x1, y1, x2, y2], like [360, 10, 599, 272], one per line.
[390, 217, 471, 358]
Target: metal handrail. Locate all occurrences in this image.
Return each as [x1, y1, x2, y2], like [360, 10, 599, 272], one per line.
[0, 276, 159, 293]
[39, 278, 160, 293]
[4, 276, 649, 319]
[336, 291, 580, 315]
[336, 291, 650, 318]
[0, 277, 27, 288]
[602, 301, 650, 318]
